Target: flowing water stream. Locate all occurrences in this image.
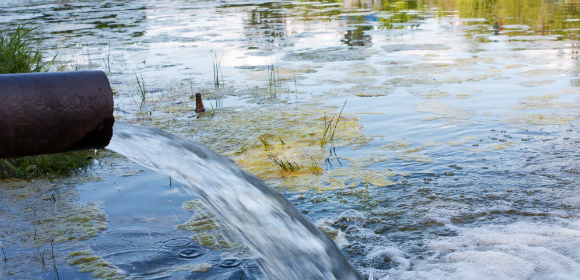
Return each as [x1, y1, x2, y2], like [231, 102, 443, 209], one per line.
[107, 121, 363, 280]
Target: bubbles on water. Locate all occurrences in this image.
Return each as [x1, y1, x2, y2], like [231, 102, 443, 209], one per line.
[219, 258, 242, 267]
[161, 238, 191, 247]
[178, 248, 203, 258]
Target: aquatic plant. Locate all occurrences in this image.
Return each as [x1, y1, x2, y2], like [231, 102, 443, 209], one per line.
[0, 25, 56, 74]
[258, 135, 274, 151]
[104, 42, 111, 73]
[134, 70, 147, 109]
[320, 100, 347, 147]
[309, 157, 323, 173]
[213, 50, 224, 88]
[267, 63, 280, 97]
[269, 155, 301, 172]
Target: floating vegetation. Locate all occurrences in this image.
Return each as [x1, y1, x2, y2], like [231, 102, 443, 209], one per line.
[381, 44, 450, 52]
[347, 64, 381, 76]
[499, 114, 577, 125]
[423, 141, 442, 147]
[518, 69, 568, 78]
[68, 250, 128, 279]
[395, 153, 434, 162]
[414, 100, 475, 120]
[178, 200, 245, 250]
[283, 47, 379, 62]
[384, 76, 442, 86]
[168, 263, 212, 273]
[408, 89, 450, 99]
[379, 141, 411, 150]
[385, 63, 452, 76]
[341, 77, 378, 85]
[518, 80, 555, 87]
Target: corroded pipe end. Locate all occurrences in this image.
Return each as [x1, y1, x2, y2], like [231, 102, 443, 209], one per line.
[0, 71, 115, 158]
[195, 92, 206, 113]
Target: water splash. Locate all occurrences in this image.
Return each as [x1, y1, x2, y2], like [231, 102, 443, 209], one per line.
[107, 122, 362, 280]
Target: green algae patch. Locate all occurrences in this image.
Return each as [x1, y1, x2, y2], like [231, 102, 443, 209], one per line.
[179, 199, 244, 251]
[67, 250, 128, 280]
[385, 63, 453, 75]
[518, 80, 555, 87]
[168, 263, 212, 273]
[381, 44, 450, 52]
[504, 64, 526, 69]
[283, 47, 378, 62]
[423, 141, 442, 147]
[394, 153, 434, 162]
[414, 101, 475, 120]
[518, 69, 568, 78]
[347, 64, 381, 76]
[334, 85, 395, 97]
[510, 91, 580, 110]
[499, 114, 577, 125]
[403, 147, 424, 153]
[408, 89, 450, 99]
[0, 179, 108, 248]
[447, 136, 480, 146]
[379, 141, 412, 150]
[341, 77, 378, 85]
[384, 76, 443, 86]
[455, 94, 471, 99]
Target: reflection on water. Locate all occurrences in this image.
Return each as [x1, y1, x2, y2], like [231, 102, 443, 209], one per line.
[3, 0, 580, 279]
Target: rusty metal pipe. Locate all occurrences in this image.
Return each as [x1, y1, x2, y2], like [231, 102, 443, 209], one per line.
[0, 71, 114, 158]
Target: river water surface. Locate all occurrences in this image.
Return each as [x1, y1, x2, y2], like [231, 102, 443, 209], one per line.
[3, 0, 580, 279]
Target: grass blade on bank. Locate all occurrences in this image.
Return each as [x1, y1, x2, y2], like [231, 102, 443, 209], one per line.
[0, 25, 56, 74]
[0, 24, 93, 179]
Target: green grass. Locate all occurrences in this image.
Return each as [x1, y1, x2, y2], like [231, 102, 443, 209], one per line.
[258, 135, 274, 151]
[0, 25, 56, 74]
[0, 24, 94, 180]
[134, 70, 147, 109]
[213, 50, 224, 88]
[320, 100, 347, 147]
[0, 151, 94, 180]
[269, 155, 301, 172]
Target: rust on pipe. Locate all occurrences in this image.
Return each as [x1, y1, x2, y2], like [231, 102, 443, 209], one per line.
[0, 71, 115, 158]
[195, 92, 206, 113]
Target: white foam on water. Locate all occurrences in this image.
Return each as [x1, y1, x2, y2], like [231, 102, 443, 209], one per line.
[387, 219, 580, 280]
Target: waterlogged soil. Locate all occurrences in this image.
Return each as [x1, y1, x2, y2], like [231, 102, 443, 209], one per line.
[3, 0, 580, 279]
